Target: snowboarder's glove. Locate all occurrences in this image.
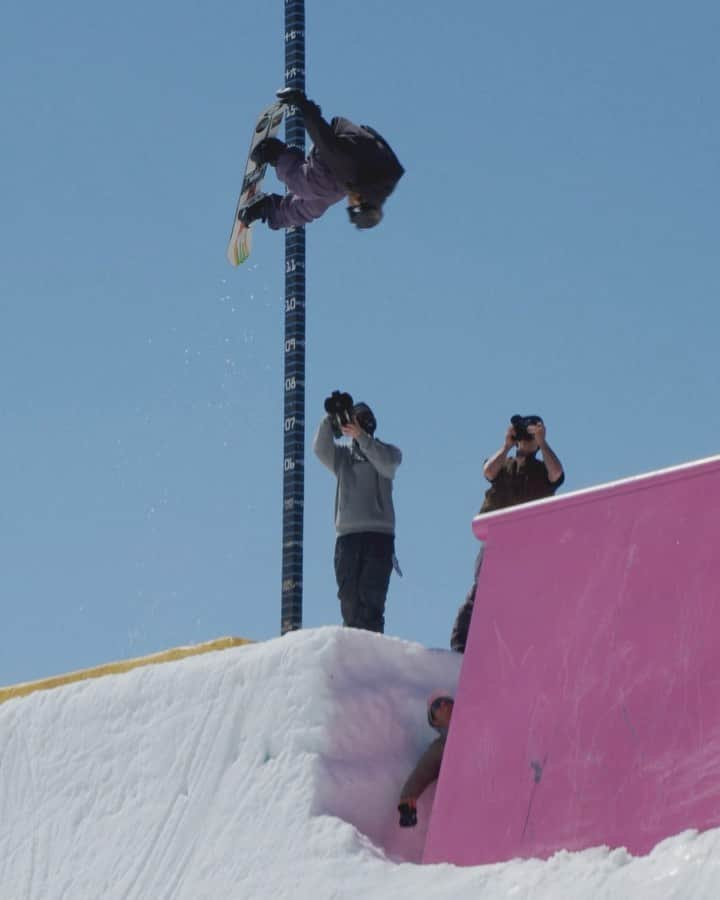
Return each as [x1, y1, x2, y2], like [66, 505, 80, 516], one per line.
[276, 87, 307, 107]
[276, 87, 322, 120]
[398, 802, 417, 828]
[250, 137, 286, 167]
[239, 196, 271, 226]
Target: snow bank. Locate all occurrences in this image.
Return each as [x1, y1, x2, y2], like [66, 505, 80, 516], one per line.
[1, 626, 720, 899]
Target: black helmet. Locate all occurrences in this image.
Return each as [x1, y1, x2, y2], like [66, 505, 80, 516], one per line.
[347, 202, 383, 229]
[352, 402, 377, 436]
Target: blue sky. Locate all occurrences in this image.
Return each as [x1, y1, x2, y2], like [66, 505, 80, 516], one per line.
[2, 1, 718, 684]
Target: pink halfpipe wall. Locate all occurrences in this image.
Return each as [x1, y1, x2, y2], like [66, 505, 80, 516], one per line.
[423, 456, 720, 866]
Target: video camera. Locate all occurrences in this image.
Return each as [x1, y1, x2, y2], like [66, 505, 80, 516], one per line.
[397, 802, 418, 828]
[324, 390, 354, 438]
[510, 414, 543, 442]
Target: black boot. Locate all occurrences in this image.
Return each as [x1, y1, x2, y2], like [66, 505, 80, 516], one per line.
[250, 137, 286, 167]
[239, 196, 271, 226]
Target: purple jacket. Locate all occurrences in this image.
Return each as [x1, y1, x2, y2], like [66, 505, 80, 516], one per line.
[265, 115, 405, 230]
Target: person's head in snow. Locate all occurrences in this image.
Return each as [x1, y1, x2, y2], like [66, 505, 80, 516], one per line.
[397, 692, 455, 827]
[240, 88, 404, 232]
[427, 692, 454, 732]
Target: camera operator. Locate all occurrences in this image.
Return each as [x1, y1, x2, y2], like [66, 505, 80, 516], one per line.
[313, 392, 402, 634]
[397, 692, 455, 828]
[450, 414, 565, 653]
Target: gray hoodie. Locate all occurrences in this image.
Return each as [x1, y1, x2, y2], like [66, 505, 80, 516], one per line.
[313, 416, 402, 536]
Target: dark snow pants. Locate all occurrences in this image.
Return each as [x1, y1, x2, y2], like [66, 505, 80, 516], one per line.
[450, 544, 485, 653]
[450, 587, 475, 653]
[334, 532, 394, 634]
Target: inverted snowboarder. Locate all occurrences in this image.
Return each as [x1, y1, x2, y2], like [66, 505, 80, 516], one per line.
[240, 88, 405, 231]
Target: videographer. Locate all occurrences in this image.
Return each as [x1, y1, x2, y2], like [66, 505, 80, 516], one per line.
[397, 692, 455, 828]
[450, 414, 565, 653]
[313, 391, 402, 634]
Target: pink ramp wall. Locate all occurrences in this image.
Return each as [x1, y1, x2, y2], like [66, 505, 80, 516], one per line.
[423, 456, 720, 866]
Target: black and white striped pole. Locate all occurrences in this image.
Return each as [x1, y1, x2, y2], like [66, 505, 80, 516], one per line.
[280, 0, 306, 634]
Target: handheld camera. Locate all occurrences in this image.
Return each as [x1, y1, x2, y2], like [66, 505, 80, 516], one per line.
[398, 802, 418, 828]
[510, 414, 543, 442]
[324, 391, 354, 438]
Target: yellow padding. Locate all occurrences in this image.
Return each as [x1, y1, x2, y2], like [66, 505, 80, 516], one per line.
[0, 636, 251, 706]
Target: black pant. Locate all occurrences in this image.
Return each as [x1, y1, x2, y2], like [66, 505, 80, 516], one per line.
[450, 587, 475, 653]
[334, 532, 394, 634]
[450, 546, 484, 653]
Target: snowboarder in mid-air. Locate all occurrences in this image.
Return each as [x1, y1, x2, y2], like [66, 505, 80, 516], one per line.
[240, 88, 405, 231]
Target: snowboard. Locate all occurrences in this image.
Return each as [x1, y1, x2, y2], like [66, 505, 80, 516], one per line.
[226, 101, 286, 266]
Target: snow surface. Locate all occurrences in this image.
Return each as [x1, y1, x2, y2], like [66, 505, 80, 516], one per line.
[2, 626, 720, 899]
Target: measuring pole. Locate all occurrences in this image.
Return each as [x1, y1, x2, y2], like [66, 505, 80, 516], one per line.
[280, 0, 306, 634]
